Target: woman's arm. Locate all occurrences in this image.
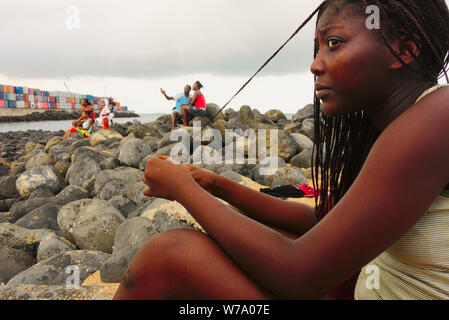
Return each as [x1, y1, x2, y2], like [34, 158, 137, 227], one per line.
[207, 172, 316, 235]
[189, 91, 199, 105]
[145, 89, 449, 299]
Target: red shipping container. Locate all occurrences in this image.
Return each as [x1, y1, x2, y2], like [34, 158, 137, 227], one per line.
[25, 101, 30, 109]
[72, 104, 75, 109]
[24, 94, 29, 100]
[49, 96, 56, 103]
[0, 100, 4, 108]
[41, 102, 48, 109]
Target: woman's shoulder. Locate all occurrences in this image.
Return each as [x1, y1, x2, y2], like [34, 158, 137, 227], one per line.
[377, 85, 449, 187]
[391, 84, 449, 130]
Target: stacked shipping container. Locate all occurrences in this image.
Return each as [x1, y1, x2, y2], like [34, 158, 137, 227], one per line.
[0, 84, 128, 111]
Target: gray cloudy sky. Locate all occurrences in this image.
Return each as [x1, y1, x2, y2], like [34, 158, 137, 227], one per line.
[1, 0, 447, 114]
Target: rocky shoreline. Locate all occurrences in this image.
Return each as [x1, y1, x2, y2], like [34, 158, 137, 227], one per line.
[0, 103, 315, 300]
[0, 110, 140, 123]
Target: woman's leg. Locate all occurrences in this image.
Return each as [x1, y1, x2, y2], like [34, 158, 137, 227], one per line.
[113, 229, 276, 300]
[60, 128, 73, 140]
[181, 105, 191, 127]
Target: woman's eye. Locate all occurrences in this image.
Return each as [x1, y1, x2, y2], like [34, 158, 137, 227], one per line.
[328, 38, 341, 48]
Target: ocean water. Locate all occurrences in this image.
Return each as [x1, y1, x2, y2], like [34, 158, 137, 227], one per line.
[0, 112, 294, 133]
[0, 114, 165, 133]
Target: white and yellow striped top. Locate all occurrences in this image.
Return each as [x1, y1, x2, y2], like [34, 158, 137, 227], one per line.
[355, 84, 449, 300]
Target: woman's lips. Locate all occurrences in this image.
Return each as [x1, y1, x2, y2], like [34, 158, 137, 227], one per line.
[316, 88, 332, 99]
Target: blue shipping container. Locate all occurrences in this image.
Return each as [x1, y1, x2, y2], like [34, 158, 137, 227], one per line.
[7, 101, 16, 108]
[14, 87, 24, 94]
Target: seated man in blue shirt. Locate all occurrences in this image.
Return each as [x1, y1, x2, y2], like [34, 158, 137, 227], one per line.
[161, 85, 192, 130]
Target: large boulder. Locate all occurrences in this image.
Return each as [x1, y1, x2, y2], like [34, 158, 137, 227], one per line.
[66, 158, 101, 187]
[205, 103, 225, 120]
[9, 197, 54, 223]
[28, 188, 54, 199]
[44, 137, 60, 152]
[90, 129, 123, 147]
[6, 250, 110, 286]
[0, 176, 19, 200]
[97, 180, 127, 201]
[15, 203, 62, 234]
[69, 139, 90, 152]
[0, 198, 20, 213]
[234, 126, 299, 162]
[36, 233, 77, 262]
[57, 199, 125, 253]
[292, 104, 314, 123]
[151, 210, 197, 233]
[300, 118, 315, 141]
[264, 109, 287, 123]
[108, 195, 136, 218]
[290, 149, 313, 169]
[65, 157, 101, 188]
[100, 217, 157, 283]
[54, 161, 71, 176]
[94, 167, 143, 196]
[8, 162, 26, 177]
[117, 138, 152, 168]
[0, 247, 35, 285]
[126, 124, 162, 139]
[157, 128, 193, 151]
[253, 166, 307, 188]
[16, 166, 65, 199]
[289, 133, 314, 151]
[283, 122, 303, 134]
[53, 186, 89, 206]
[25, 152, 57, 170]
[99, 158, 120, 171]
[0, 223, 54, 257]
[126, 182, 148, 206]
[71, 146, 109, 164]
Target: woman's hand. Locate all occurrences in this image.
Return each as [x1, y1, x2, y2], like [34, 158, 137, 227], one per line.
[142, 155, 195, 201]
[183, 164, 222, 195]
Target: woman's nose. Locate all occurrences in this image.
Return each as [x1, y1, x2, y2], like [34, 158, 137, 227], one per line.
[310, 55, 325, 77]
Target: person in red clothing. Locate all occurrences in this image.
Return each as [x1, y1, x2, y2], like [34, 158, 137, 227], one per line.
[180, 81, 206, 127]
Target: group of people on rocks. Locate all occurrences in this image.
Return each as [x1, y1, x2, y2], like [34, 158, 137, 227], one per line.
[161, 80, 206, 131]
[60, 97, 116, 140]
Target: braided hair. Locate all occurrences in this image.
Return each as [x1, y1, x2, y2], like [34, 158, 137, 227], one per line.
[309, 0, 449, 220]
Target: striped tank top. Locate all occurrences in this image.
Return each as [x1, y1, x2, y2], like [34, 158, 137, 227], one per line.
[355, 84, 449, 300]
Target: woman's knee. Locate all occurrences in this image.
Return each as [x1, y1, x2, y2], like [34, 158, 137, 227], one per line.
[130, 229, 209, 277]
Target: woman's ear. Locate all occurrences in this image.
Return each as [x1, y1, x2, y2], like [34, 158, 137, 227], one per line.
[389, 35, 420, 70]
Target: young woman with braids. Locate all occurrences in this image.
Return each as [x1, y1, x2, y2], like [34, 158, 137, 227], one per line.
[114, 0, 449, 300]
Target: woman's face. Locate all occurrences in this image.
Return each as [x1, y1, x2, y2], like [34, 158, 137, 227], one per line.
[192, 83, 198, 90]
[311, 4, 395, 116]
